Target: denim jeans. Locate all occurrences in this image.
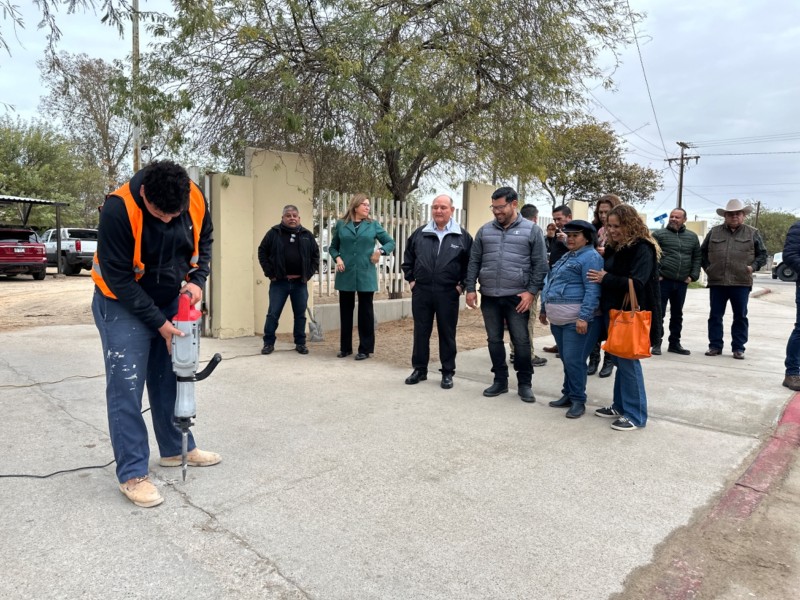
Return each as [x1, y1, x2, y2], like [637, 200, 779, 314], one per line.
[263, 279, 308, 345]
[612, 357, 648, 427]
[92, 290, 195, 483]
[658, 278, 688, 346]
[786, 285, 800, 375]
[480, 295, 532, 385]
[708, 285, 750, 352]
[551, 318, 602, 404]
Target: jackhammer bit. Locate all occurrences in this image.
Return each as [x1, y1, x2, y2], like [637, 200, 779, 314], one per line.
[172, 291, 222, 482]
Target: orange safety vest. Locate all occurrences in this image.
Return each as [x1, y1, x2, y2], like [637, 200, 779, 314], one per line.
[92, 181, 205, 299]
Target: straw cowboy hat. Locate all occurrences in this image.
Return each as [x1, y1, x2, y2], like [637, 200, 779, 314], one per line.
[716, 199, 753, 217]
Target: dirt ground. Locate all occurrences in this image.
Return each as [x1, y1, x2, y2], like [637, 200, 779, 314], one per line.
[0, 270, 553, 360]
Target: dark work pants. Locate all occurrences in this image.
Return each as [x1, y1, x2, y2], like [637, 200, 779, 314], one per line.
[658, 278, 689, 346]
[480, 295, 532, 386]
[339, 291, 375, 354]
[708, 285, 750, 352]
[411, 285, 461, 375]
[785, 285, 800, 375]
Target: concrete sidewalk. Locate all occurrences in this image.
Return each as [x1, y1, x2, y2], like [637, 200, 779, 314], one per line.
[0, 274, 796, 599]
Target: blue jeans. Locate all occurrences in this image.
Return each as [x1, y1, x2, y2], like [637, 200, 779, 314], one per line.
[551, 319, 602, 404]
[92, 291, 195, 483]
[480, 295, 532, 385]
[263, 279, 308, 345]
[786, 285, 800, 375]
[708, 285, 750, 352]
[659, 278, 688, 346]
[612, 357, 648, 427]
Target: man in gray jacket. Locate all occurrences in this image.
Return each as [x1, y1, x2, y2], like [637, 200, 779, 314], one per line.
[701, 199, 767, 359]
[465, 187, 548, 401]
[651, 208, 701, 355]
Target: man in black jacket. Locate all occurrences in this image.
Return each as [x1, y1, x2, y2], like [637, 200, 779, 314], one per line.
[258, 205, 320, 355]
[783, 220, 800, 390]
[401, 195, 473, 389]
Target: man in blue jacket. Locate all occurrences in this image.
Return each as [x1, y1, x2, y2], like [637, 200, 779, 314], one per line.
[465, 187, 548, 402]
[402, 195, 472, 389]
[783, 220, 800, 390]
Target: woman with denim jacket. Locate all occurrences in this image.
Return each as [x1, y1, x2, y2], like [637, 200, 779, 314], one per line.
[539, 220, 603, 419]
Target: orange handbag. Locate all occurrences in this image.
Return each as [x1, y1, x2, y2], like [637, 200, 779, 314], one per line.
[602, 278, 652, 360]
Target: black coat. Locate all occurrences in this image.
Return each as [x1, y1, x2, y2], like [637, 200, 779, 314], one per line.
[402, 223, 472, 290]
[258, 224, 319, 282]
[601, 239, 663, 345]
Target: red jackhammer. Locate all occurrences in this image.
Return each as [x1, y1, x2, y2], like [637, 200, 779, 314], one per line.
[171, 291, 222, 481]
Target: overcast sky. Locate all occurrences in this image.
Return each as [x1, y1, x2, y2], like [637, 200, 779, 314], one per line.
[2, 0, 799, 223]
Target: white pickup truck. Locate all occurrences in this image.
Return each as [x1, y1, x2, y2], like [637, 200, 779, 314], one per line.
[41, 228, 98, 275]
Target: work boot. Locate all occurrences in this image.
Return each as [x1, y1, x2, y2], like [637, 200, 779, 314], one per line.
[518, 384, 535, 403]
[587, 347, 600, 375]
[598, 355, 614, 378]
[783, 375, 800, 391]
[159, 448, 222, 468]
[483, 379, 509, 397]
[119, 476, 163, 508]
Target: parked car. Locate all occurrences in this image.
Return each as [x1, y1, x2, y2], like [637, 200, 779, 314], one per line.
[41, 228, 98, 275]
[772, 252, 797, 282]
[0, 227, 47, 280]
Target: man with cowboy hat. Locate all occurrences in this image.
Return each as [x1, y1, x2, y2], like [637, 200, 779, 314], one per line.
[700, 199, 767, 359]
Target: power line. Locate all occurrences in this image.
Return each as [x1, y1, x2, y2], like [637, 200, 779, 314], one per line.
[625, 0, 669, 158]
[588, 92, 666, 155]
[692, 132, 800, 147]
[701, 151, 800, 156]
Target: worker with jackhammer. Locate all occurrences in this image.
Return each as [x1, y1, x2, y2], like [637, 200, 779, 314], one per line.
[92, 160, 220, 508]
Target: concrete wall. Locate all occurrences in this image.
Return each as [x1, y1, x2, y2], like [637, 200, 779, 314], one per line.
[462, 182, 496, 238]
[208, 149, 314, 339]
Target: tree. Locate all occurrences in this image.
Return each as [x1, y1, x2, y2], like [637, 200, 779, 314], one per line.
[513, 121, 662, 209]
[145, 0, 640, 202]
[746, 206, 798, 256]
[0, 116, 106, 227]
[39, 52, 133, 192]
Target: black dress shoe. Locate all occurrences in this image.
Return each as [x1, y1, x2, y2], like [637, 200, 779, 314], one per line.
[733, 351, 745, 360]
[354, 352, 370, 361]
[566, 403, 586, 419]
[548, 395, 571, 408]
[441, 374, 454, 389]
[668, 344, 691, 356]
[337, 351, 352, 358]
[705, 348, 722, 357]
[483, 380, 508, 397]
[405, 369, 428, 385]
[295, 344, 309, 355]
[651, 344, 662, 355]
[261, 345, 274, 355]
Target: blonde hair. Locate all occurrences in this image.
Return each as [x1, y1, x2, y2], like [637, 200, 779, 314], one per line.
[342, 193, 372, 223]
[606, 204, 661, 259]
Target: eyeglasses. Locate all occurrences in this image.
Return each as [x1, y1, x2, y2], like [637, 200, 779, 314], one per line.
[489, 202, 511, 212]
[565, 232, 582, 237]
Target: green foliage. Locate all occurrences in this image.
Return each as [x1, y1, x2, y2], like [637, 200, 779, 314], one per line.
[0, 116, 106, 228]
[746, 207, 798, 256]
[144, 0, 639, 202]
[509, 121, 663, 209]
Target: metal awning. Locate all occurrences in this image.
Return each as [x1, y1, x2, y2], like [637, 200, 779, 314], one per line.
[0, 195, 70, 227]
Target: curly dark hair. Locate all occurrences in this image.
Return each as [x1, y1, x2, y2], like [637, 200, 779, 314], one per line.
[592, 193, 621, 229]
[141, 160, 191, 214]
[606, 204, 661, 259]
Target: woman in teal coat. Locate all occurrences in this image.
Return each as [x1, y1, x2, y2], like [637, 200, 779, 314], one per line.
[329, 193, 396, 360]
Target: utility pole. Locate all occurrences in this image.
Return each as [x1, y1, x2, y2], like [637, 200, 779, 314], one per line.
[754, 200, 761, 227]
[666, 141, 699, 209]
[132, 0, 141, 172]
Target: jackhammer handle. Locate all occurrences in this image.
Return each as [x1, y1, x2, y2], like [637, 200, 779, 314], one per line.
[195, 353, 222, 381]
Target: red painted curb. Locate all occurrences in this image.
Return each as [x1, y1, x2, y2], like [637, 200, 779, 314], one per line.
[646, 389, 800, 599]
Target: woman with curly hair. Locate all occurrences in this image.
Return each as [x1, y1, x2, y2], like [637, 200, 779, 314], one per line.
[587, 204, 662, 431]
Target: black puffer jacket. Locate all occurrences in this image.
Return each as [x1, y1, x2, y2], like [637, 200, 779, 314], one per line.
[402, 222, 473, 289]
[257, 224, 319, 282]
[601, 239, 663, 346]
